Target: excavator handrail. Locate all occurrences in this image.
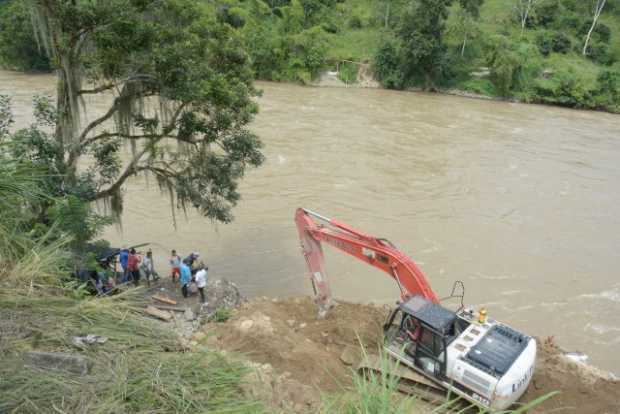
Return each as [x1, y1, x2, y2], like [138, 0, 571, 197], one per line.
[295, 208, 439, 316]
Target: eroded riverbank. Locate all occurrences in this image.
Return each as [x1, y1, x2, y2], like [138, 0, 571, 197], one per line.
[197, 295, 620, 413]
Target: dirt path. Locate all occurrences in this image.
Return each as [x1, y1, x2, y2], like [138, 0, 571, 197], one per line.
[201, 296, 620, 414]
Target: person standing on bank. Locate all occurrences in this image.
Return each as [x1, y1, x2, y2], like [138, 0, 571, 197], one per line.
[169, 250, 181, 283]
[141, 249, 156, 287]
[119, 247, 129, 283]
[194, 264, 208, 304]
[180, 259, 192, 298]
[127, 248, 141, 287]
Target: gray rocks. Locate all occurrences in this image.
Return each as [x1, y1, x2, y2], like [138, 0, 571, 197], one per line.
[201, 279, 245, 319]
[24, 351, 93, 375]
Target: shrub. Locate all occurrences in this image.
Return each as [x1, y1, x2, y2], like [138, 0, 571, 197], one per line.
[586, 42, 616, 65]
[594, 68, 620, 111]
[578, 21, 611, 44]
[487, 36, 542, 97]
[373, 37, 405, 90]
[534, 65, 597, 108]
[214, 307, 233, 322]
[321, 21, 339, 33]
[287, 26, 328, 82]
[349, 15, 363, 29]
[536, 31, 571, 56]
[458, 78, 497, 96]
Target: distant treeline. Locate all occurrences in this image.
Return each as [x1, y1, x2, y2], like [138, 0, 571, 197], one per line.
[1, 0, 619, 112]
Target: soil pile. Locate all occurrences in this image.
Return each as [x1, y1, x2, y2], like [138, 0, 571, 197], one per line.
[524, 337, 620, 413]
[203, 296, 620, 414]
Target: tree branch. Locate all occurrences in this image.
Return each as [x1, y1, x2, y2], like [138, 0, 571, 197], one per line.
[92, 146, 151, 200]
[78, 83, 116, 95]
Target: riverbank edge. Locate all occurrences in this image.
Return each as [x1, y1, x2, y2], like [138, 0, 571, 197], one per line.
[310, 69, 620, 115]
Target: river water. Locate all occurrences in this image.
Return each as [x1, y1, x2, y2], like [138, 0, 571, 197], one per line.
[3, 70, 620, 374]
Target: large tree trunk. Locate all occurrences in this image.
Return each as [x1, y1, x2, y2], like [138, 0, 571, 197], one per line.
[583, 0, 606, 56]
[54, 55, 80, 184]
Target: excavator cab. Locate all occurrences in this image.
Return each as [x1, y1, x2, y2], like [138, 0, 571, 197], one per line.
[384, 295, 470, 380]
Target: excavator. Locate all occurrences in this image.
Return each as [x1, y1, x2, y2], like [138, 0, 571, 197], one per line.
[295, 208, 536, 412]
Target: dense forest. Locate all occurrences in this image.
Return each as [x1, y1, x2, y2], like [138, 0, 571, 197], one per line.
[1, 0, 619, 112]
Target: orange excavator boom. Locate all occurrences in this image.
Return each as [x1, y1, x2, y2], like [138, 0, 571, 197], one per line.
[295, 208, 438, 316]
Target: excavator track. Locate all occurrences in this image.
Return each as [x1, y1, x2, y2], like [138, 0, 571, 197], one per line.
[358, 355, 470, 412]
[358, 354, 446, 401]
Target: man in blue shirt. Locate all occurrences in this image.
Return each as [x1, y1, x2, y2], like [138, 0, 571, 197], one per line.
[180, 259, 192, 298]
[119, 247, 129, 283]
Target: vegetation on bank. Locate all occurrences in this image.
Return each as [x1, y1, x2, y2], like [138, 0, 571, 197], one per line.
[2, 0, 620, 112]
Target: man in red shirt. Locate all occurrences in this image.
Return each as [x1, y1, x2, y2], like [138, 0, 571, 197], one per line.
[127, 248, 142, 286]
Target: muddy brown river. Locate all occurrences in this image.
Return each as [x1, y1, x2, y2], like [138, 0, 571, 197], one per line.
[2, 70, 619, 374]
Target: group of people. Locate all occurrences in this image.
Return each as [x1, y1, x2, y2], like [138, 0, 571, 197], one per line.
[119, 248, 157, 287]
[115, 247, 208, 303]
[169, 250, 208, 303]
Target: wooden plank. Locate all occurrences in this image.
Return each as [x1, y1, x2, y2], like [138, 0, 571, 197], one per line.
[152, 295, 177, 305]
[153, 304, 187, 313]
[145, 305, 172, 321]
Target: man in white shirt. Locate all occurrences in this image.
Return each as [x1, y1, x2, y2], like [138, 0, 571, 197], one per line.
[194, 264, 208, 304]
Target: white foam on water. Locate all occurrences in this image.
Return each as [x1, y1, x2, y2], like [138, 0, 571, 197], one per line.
[579, 287, 620, 303]
[585, 322, 620, 335]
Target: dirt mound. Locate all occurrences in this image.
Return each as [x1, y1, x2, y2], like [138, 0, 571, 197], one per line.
[524, 337, 620, 413]
[203, 296, 620, 414]
[207, 297, 387, 392]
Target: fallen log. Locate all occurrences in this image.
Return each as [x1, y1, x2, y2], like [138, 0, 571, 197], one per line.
[153, 304, 187, 313]
[145, 305, 172, 321]
[152, 295, 177, 305]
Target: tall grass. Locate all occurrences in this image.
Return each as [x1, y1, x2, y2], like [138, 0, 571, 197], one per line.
[0, 290, 265, 414]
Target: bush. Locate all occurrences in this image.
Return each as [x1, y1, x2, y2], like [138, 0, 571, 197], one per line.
[373, 37, 405, 89]
[594, 68, 620, 112]
[321, 21, 339, 33]
[536, 31, 571, 56]
[458, 78, 497, 96]
[579, 21, 611, 44]
[287, 26, 328, 82]
[586, 41, 616, 65]
[486, 36, 542, 98]
[348, 15, 363, 29]
[534, 64, 597, 108]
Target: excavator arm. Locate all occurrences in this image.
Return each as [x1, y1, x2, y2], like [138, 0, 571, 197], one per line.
[295, 208, 438, 316]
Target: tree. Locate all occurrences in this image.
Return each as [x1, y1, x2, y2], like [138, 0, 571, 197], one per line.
[23, 0, 264, 226]
[448, 0, 484, 57]
[583, 0, 607, 55]
[515, 0, 544, 35]
[398, 0, 454, 90]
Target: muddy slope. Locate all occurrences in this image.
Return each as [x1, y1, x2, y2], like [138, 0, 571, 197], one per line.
[203, 297, 620, 414]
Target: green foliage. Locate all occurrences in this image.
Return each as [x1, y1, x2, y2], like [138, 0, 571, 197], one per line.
[349, 15, 363, 29]
[397, 0, 455, 90]
[536, 30, 572, 56]
[288, 26, 329, 82]
[2, 96, 110, 249]
[487, 35, 543, 98]
[373, 36, 405, 89]
[0, 0, 51, 71]
[214, 307, 233, 322]
[458, 78, 496, 95]
[22, 0, 265, 226]
[337, 61, 360, 83]
[595, 67, 620, 111]
[533, 55, 600, 108]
